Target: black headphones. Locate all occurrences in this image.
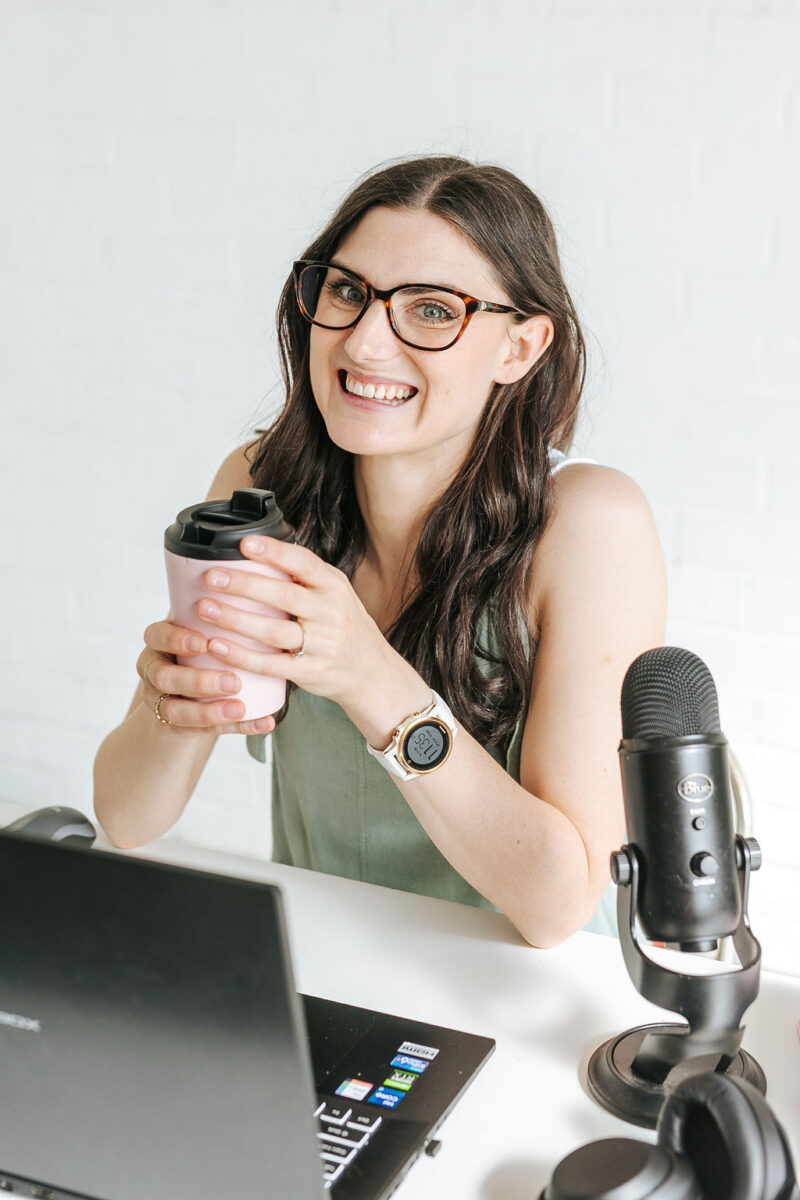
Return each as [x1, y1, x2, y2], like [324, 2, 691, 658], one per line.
[539, 1074, 799, 1200]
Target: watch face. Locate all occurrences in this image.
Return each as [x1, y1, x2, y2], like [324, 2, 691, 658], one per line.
[400, 719, 451, 772]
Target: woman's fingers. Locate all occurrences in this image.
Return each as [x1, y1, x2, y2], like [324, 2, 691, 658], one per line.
[226, 714, 276, 736]
[238, 535, 341, 589]
[152, 695, 277, 736]
[143, 619, 209, 657]
[202, 568, 318, 621]
[147, 692, 247, 729]
[137, 649, 244, 702]
[195, 597, 308, 655]
[138, 666, 276, 733]
[137, 620, 280, 737]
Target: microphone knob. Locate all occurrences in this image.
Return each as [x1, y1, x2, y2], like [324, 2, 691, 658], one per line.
[690, 851, 719, 878]
[735, 836, 762, 872]
[610, 849, 632, 886]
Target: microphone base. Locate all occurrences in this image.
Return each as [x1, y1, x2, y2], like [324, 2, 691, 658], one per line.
[587, 1023, 767, 1129]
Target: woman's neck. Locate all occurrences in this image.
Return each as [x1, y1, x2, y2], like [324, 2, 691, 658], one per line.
[352, 450, 459, 604]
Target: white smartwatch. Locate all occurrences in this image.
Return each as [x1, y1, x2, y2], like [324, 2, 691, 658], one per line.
[366, 691, 457, 781]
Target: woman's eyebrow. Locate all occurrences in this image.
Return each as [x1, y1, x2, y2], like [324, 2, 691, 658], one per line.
[330, 259, 473, 294]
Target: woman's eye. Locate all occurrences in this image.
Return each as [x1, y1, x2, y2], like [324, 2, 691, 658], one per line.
[326, 281, 365, 307]
[415, 300, 457, 324]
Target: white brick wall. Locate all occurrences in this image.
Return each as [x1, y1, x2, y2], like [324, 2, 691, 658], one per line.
[1, 0, 798, 973]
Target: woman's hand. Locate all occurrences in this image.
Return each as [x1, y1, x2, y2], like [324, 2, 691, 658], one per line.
[197, 536, 393, 713]
[136, 618, 277, 737]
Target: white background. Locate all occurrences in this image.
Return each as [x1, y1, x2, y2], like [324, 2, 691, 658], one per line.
[1, 0, 798, 972]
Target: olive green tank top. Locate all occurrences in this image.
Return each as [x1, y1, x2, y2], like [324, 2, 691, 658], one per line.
[245, 658, 616, 935]
[246, 451, 617, 937]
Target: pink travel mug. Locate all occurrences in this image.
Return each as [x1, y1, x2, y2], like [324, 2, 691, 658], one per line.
[164, 488, 295, 721]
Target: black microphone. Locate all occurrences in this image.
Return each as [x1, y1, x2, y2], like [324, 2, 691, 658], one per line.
[588, 646, 764, 1128]
[618, 646, 741, 953]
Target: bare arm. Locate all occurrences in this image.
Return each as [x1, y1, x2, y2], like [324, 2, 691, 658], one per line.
[353, 466, 667, 944]
[93, 443, 267, 847]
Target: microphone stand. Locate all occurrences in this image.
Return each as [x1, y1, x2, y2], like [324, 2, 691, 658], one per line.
[587, 834, 765, 1129]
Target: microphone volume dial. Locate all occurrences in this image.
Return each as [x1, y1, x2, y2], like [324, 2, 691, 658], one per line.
[690, 851, 718, 878]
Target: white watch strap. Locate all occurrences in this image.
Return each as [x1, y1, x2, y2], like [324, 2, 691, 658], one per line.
[366, 692, 457, 781]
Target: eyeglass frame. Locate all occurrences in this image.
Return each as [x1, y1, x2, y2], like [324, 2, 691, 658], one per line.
[292, 259, 526, 352]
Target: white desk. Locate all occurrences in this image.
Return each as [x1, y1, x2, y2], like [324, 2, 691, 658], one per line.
[1, 798, 796, 1197]
[119, 830, 800, 1199]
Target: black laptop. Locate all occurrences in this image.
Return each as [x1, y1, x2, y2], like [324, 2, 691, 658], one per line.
[0, 832, 494, 1200]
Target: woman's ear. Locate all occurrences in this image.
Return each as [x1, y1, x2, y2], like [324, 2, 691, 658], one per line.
[494, 314, 555, 385]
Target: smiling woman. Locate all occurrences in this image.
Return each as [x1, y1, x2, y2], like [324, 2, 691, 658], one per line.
[93, 155, 666, 949]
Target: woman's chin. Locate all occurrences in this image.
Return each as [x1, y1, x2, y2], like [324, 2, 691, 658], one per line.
[320, 409, 412, 457]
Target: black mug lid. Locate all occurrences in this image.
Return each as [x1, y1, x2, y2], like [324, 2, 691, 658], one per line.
[164, 488, 295, 560]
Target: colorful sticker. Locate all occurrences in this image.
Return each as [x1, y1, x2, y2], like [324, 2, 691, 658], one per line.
[335, 1079, 374, 1102]
[397, 1041, 439, 1061]
[391, 1054, 429, 1074]
[368, 1087, 405, 1109]
[385, 1071, 417, 1092]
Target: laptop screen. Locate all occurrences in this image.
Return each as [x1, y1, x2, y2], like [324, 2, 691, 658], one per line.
[0, 833, 326, 1200]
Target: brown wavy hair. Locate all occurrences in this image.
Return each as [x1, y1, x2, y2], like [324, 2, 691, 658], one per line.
[248, 155, 586, 752]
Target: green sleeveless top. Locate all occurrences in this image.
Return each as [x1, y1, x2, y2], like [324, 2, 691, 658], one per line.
[245, 617, 618, 938]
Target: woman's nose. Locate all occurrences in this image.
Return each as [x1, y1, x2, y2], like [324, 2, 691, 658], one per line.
[343, 299, 399, 360]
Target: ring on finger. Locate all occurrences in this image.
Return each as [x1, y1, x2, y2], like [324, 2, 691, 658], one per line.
[291, 618, 306, 659]
[154, 693, 172, 725]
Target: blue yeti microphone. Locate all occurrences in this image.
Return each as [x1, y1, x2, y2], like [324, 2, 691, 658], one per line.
[618, 647, 741, 954]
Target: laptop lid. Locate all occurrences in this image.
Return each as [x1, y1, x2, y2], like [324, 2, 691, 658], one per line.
[0, 832, 326, 1200]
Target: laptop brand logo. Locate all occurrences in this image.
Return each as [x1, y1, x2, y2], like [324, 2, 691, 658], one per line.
[0, 1009, 41, 1033]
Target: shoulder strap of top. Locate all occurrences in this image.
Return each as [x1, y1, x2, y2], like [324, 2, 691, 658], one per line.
[548, 448, 599, 474]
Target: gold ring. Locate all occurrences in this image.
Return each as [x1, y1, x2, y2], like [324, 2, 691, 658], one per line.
[154, 693, 172, 725]
[291, 619, 306, 659]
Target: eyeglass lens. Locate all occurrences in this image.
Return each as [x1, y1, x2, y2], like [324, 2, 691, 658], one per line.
[297, 263, 467, 349]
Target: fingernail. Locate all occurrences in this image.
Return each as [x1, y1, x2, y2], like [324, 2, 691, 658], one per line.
[254, 717, 273, 732]
[222, 702, 243, 719]
[200, 600, 221, 618]
[208, 570, 230, 588]
[218, 673, 240, 693]
[209, 638, 229, 656]
[186, 635, 205, 652]
[243, 536, 264, 554]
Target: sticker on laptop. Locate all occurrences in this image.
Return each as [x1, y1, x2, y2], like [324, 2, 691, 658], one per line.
[368, 1087, 406, 1109]
[397, 1041, 439, 1061]
[335, 1079, 374, 1102]
[384, 1070, 417, 1092]
[391, 1054, 429, 1074]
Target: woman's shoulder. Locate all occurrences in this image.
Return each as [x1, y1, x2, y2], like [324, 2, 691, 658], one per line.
[205, 441, 259, 500]
[531, 457, 665, 620]
[549, 458, 655, 521]
[546, 450, 651, 516]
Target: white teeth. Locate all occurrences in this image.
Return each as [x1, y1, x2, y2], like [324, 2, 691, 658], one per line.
[343, 373, 414, 404]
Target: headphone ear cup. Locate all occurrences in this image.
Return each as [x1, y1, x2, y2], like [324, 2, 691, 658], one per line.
[657, 1074, 796, 1200]
[539, 1136, 699, 1199]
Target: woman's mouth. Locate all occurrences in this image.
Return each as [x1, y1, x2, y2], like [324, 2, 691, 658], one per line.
[338, 370, 418, 407]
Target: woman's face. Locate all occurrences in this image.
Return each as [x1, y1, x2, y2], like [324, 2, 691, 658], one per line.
[307, 206, 552, 469]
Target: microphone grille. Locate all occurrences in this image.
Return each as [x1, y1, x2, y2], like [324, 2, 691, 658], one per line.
[621, 647, 721, 738]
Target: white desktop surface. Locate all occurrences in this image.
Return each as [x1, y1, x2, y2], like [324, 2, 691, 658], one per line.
[118, 830, 800, 1199]
[1, 798, 797, 1199]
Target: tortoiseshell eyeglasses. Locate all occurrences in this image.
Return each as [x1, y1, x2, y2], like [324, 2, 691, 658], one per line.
[293, 259, 525, 352]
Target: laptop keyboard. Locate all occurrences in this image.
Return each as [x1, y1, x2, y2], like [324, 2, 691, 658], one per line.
[315, 1097, 383, 1189]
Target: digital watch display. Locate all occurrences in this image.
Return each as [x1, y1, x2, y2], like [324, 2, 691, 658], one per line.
[366, 692, 457, 781]
[399, 719, 451, 773]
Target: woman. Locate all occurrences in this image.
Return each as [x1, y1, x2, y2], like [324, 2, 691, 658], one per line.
[94, 155, 666, 947]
